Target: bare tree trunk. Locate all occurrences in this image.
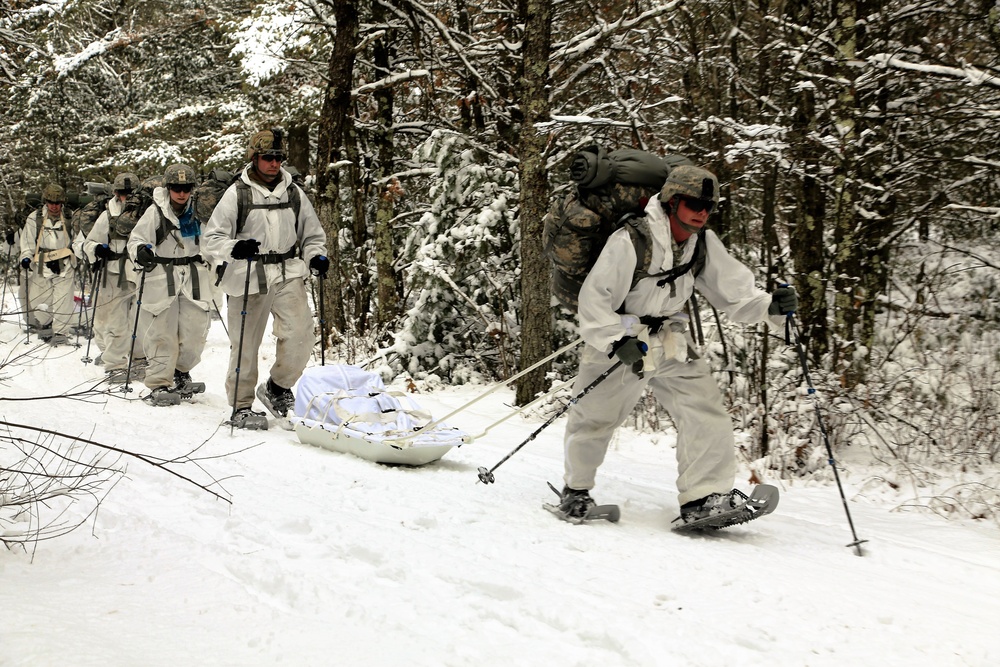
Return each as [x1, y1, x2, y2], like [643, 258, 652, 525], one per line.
[315, 0, 359, 336]
[286, 123, 310, 178]
[515, 0, 554, 406]
[372, 0, 400, 336]
[789, 84, 828, 363]
[831, 0, 862, 387]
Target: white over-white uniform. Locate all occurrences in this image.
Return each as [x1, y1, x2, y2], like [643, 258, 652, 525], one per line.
[18, 208, 77, 336]
[127, 188, 212, 391]
[201, 166, 327, 410]
[564, 198, 784, 506]
[83, 197, 145, 369]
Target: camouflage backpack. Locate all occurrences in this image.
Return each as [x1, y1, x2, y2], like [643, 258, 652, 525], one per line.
[72, 182, 114, 238]
[111, 175, 162, 240]
[542, 146, 694, 311]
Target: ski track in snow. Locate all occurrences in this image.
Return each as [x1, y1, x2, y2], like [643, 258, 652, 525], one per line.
[1, 304, 999, 667]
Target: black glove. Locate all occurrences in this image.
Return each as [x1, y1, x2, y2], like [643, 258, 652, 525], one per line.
[768, 285, 798, 316]
[231, 238, 260, 261]
[309, 254, 330, 278]
[94, 243, 113, 260]
[4, 230, 13, 245]
[46, 259, 61, 275]
[610, 336, 648, 377]
[135, 244, 157, 271]
[92, 258, 105, 273]
[20, 257, 31, 270]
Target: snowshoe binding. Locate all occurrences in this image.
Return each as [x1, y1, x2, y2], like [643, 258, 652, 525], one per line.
[228, 407, 269, 431]
[143, 386, 181, 407]
[173, 369, 206, 398]
[671, 484, 779, 532]
[256, 379, 294, 419]
[543, 482, 621, 524]
[105, 367, 144, 385]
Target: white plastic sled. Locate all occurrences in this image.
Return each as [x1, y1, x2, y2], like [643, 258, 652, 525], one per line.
[291, 365, 469, 466]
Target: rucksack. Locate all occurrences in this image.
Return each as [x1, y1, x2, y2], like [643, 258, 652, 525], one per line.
[193, 168, 302, 236]
[193, 168, 237, 226]
[17, 190, 86, 233]
[72, 183, 114, 238]
[543, 146, 695, 310]
[111, 175, 162, 240]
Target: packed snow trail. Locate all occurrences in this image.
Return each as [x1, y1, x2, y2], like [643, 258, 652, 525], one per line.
[1, 310, 999, 667]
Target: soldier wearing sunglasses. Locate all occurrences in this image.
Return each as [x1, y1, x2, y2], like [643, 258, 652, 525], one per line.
[202, 128, 329, 430]
[554, 165, 798, 526]
[18, 183, 78, 344]
[127, 163, 212, 406]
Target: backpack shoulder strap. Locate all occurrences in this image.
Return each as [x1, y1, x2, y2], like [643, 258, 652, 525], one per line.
[622, 215, 652, 288]
[235, 182, 251, 237]
[649, 231, 707, 288]
[154, 206, 174, 246]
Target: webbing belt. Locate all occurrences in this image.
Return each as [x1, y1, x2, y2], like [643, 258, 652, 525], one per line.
[254, 247, 297, 293]
[153, 254, 205, 300]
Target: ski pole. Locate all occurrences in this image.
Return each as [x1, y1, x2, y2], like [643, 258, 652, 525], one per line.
[318, 272, 326, 366]
[22, 265, 31, 345]
[82, 263, 104, 364]
[229, 258, 254, 433]
[786, 313, 868, 556]
[74, 260, 88, 345]
[477, 360, 624, 484]
[122, 269, 147, 395]
[211, 298, 228, 336]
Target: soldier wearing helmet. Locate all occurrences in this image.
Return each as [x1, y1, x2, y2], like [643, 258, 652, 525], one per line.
[554, 163, 798, 526]
[18, 183, 77, 344]
[126, 162, 212, 406]
[82, 171, 147, 381]
[202, 128, 329, 430]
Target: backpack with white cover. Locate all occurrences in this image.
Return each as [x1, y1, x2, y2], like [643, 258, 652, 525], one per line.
[543, 146, 693, 310]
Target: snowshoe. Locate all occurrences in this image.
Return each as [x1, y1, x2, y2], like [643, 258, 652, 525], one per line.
[671, 484, 779, 532]
[173, 369, 206, 398]
[256, 380, 294, 419]
[143, 387, 181, 407]
[543, 482, 621, 524]
[227, 407, 269, 431]
[105, 367, 144, 385]
[45, 333, 70, 346]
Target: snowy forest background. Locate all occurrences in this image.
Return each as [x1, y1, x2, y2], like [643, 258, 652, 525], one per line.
[2, 0, 1000, 525]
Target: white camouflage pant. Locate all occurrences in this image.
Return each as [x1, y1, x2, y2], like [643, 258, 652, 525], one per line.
[138, 293, 209, 390]
[92, 273, 144, 369]
[25, 269, 75, 335]
[224, 277, 313, 410]
[563, 342, 737, 507]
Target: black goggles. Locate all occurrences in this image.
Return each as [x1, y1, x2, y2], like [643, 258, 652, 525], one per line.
[678, 196, 714, 213]
[168, 184, 194, 193]
[258, 152, 285, 163]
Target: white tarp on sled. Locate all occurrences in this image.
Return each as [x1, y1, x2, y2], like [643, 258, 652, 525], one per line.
[291, 365, 468, 465]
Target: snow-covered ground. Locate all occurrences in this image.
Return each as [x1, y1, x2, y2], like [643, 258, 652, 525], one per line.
[2, 298, 999, 667]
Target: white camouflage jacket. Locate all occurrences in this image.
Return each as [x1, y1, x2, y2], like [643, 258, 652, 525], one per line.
[578, 197, 783, 357]
[201, 166, 327, 297]
[127, 187, 212, 314]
